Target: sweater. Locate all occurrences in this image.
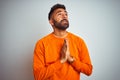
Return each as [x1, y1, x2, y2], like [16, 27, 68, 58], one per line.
[33, 32, 93, 80]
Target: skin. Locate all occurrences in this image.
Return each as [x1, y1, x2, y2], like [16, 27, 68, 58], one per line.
[49, 8, 69, 38]
[49, 8, 74, 63]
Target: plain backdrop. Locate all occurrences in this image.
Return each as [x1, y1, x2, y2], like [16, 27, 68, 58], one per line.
[0, 0, 120, 80]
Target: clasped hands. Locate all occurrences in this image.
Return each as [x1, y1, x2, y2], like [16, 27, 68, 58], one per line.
[60, 39, 75, 64]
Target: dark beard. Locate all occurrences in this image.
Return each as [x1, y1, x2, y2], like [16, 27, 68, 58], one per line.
[53, 19, 69, 30]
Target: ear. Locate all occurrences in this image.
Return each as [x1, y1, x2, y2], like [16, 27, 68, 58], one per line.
[49, 19, 54, 26]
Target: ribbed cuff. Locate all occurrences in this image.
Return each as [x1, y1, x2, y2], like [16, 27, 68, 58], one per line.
[71, 59, 82, 71]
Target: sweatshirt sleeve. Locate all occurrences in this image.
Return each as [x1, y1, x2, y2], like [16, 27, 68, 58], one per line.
[71, 39, 93, 76]
[33, 40, 62, 80]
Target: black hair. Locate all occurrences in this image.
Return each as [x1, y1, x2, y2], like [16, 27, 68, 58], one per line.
[48, 3, 66, 20]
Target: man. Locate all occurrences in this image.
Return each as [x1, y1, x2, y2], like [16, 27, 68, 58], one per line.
[33, 3, 93, 80]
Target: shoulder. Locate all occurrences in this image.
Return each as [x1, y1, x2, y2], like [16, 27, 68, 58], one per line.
[68, 32, 84, 42]
[68, 32, 88, 48]
[36, 33, 53, 45]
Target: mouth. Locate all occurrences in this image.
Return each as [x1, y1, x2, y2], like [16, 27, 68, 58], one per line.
[61, 19, 68, 23]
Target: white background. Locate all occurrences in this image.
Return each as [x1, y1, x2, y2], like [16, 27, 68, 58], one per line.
[0, 0, 120, 80]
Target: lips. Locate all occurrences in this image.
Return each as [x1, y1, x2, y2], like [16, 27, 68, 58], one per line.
[61, 19, 68, 23]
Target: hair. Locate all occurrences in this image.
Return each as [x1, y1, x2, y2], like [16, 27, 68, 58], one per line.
[48, 3, 66, 20]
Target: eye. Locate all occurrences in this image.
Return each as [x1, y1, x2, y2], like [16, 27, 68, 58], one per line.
[65, 13, 68, 16]
[57, 13, 62, 16]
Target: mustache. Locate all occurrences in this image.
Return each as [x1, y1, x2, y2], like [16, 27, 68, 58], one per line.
[60, 19, 68, 22]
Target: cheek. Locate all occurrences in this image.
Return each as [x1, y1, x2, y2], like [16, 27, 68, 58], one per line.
[55, 16, 63, 22]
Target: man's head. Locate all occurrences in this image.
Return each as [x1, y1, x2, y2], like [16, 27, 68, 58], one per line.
[48, 4, 69, 30]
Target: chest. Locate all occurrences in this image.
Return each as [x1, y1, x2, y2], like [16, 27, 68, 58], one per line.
[44, 39, 80, 65]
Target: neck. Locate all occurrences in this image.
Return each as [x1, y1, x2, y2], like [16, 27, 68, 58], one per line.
[53, 29, 68, 38]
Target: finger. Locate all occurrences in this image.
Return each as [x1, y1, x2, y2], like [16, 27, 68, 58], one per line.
[61, 39, 67, 52]
[64, 39, 66, 44]
[63, 39, 67, 47]
[64, 38, 69, 47]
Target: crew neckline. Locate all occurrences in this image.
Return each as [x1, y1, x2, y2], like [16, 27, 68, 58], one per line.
[51, 32, 69, 39]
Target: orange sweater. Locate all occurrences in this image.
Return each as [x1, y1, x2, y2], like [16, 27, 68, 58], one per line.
[33, 32, 93, 80]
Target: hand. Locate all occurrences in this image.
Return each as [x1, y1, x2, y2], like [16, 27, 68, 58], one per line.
[60, 39, 75, 63]
[65, 39, 75, 63]
[60, 39, 68, 63]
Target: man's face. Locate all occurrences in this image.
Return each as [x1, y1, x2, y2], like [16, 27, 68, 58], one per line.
[51, 8, 69, 30]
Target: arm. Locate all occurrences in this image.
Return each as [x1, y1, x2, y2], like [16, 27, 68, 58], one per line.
[69, 40, 93, 76]
[33, 41, 62, 80]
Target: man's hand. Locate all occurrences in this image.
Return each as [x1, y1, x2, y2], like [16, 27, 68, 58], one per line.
[60, 39, 67, 63]
[65, 39, 75, 63]
[60, 39, 75, 64]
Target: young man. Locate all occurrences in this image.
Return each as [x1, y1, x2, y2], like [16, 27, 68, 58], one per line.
[33, 4, 93, 80]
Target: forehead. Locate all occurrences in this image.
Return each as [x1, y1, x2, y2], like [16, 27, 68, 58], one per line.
[53, 8, 67, 14]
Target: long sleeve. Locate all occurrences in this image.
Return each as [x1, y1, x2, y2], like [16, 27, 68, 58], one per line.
[33, 40, 62, 80]
[71, 40, 93, 76]
[33, 33, 93, 80]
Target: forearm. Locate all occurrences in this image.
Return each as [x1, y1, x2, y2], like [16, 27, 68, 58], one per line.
[71, 59, 93, 76]
[33, 60, 62, 80]
[33, 65, 54, 80]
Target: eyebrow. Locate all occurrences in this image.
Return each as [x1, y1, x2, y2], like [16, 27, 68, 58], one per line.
[56, 10, 67, 14]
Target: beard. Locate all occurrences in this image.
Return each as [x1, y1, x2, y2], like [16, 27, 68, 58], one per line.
[53, 19, 69, 30]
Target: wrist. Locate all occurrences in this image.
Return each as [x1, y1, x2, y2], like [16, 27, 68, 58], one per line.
[60, 58, 67, 64]
[68, 56, 75, 64]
